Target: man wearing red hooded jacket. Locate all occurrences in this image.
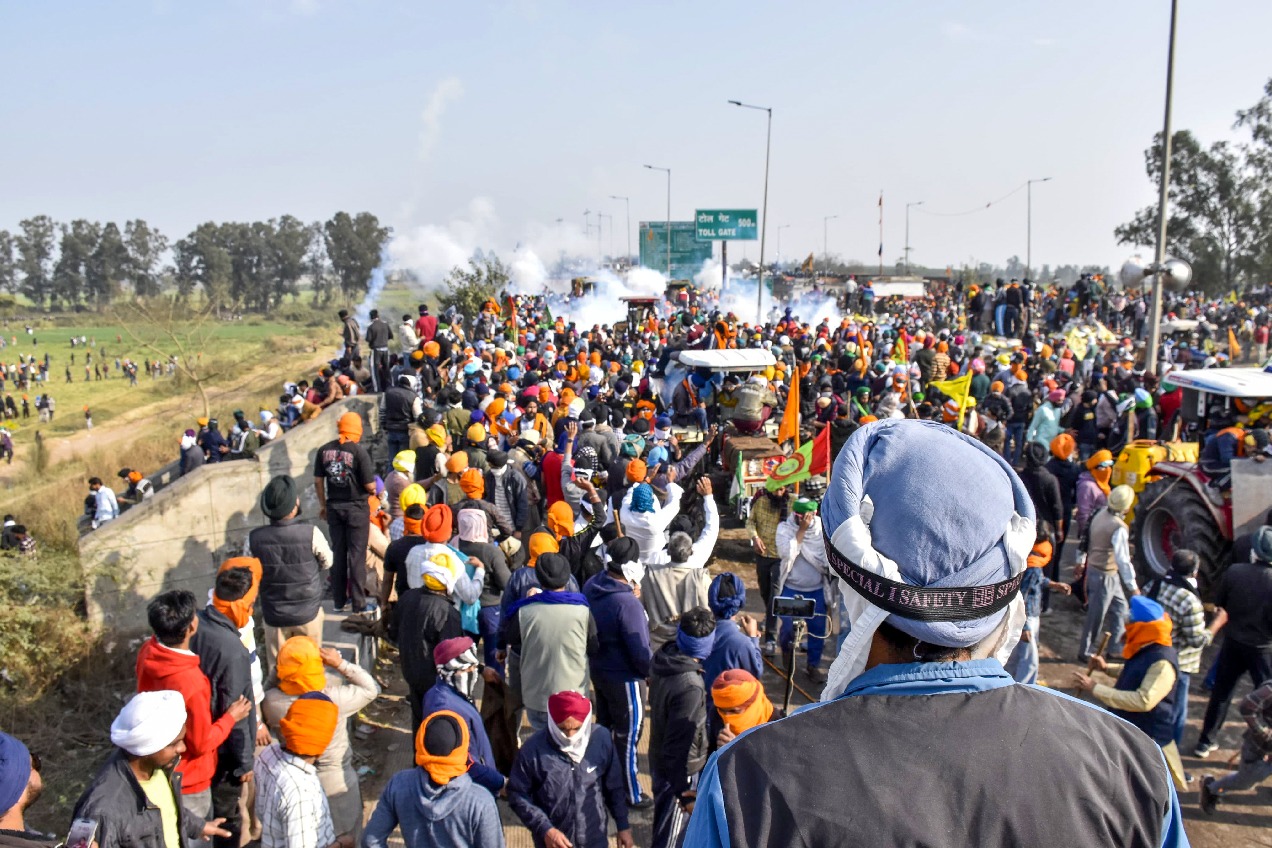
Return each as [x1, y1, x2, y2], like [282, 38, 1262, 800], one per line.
[135, 589, 252, 820]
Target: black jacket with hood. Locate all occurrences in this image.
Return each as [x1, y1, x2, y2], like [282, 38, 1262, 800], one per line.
[648, 642, 709, 795]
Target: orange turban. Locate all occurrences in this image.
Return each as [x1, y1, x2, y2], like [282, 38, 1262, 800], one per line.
[423, 341, 440, 358]
[1050, 433, 1076, 461]
[422, 504, 453, 543]
[337, 411, 362, 444]
[547, 501, 575, 538]
[459, 467, 484, 499]
[527, 531, 558, 567]
[128, 470, 143, 483]
[1012, 368, 1028, 383]
[276, 636, 327, 696]
[626, 459, 648, 485]
[280, 692, 339, 757]
[990, 380, 1005, 393]
[711, 669, 774, 736]
[212, 556, 262, 629]
[487, 398, 506, 420]
[445, 452, 469, 474]
[937, 341, 949, 354]
[415, 710, 470, 785]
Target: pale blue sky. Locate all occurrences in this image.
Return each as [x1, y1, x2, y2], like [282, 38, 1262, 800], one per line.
[2, 0, 1270, 281]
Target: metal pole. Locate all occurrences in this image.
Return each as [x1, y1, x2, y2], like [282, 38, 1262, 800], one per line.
[666, 170, 672, 277]
[758, 107, 771, 325]
[1146, 0, 1180, 378]
[1025, 178, 1051, 282]
[729, 101, 773, 324]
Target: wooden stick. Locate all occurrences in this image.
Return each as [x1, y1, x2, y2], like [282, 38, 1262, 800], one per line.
[1088, 631, 1112, 672]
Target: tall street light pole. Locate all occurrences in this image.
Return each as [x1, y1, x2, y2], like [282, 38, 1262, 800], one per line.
[776, 224, 791, 263]
[729, 100, 772, 324]
[1026, 177, 1051, 281]
[644, 165, 671, 277]
[609, 195, 631, 264]
[904, 201, 923, 275]
[1145, 0, 1181, 378]
[822, 215, 838, 277]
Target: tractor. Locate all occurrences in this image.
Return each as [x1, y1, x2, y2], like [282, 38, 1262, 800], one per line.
[1128, 366, 1272, 597]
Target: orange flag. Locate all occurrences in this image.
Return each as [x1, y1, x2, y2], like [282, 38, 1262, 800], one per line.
[778, 372, 800, 444]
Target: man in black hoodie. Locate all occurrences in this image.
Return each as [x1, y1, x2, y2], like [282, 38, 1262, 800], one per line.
[649, 607, 715, 848]
[388, 571, 464, 733]
[189, 567, 257, 848]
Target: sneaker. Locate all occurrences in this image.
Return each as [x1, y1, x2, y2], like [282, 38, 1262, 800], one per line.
[806, 666, 827, 684]
[1193, 741, 1218, 759]
[762, 639, 777, 656]
[360, 601, 381, 622]
[1199, 775, 1219, 816]
[630, 795, 654, 810]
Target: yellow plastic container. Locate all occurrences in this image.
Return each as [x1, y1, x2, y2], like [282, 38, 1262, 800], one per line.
[1112, 440, 1168, 494]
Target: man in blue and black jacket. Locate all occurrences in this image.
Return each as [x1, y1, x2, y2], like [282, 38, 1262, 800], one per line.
[583, 536, 653, 810]
[684, 420, 1189, 848]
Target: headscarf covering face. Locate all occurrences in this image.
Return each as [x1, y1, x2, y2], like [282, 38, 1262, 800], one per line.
[819, 420, 1032, 701]
[337, 411, 363, 444]
[1085, 449, 1114, 495]
[1123, 596, 1173, 659]
[527, 531, 558, 567]
[280, 692, 339, 757]
[422, 504, 453, 543]
[546, 691, 594, 763]
[414, 711, 470, 785]
[276, 636, 327, 695]
[711, 669, 774, 736]
[708, 572, 745, 619]
[547, 501, 576, 538]
[434, 637, 480, 700]
[212, 557, 262, 629]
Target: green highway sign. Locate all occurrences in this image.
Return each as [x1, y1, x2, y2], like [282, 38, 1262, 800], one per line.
[639, 221, 713, 279]
[695, 209, 758, 241]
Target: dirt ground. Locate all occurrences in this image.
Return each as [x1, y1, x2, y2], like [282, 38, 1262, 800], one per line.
[20, 486, 1272, 847]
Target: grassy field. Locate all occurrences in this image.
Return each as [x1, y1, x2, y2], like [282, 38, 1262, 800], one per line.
[0, 312, 340, 549]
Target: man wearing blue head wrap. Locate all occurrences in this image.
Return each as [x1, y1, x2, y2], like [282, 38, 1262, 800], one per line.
[684, 420, 1189, 848]
[703, 573, 762, 691]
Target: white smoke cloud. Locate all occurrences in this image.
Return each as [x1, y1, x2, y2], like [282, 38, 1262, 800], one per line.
[694, 257, 723, 291]
[389, 197, 498, 288]
[419, 77, 464, 161]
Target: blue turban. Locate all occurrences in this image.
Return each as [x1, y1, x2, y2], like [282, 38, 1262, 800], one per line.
[0, 732, 31, 814]
[821, 419, 1034, 662]
[631, 484, 656, 514]
[647, 445, 669, 468]
[709, 572, 746, 620]
[1129, 595, 1165, 623]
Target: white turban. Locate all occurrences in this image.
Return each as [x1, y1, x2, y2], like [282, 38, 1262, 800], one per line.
[110, 691, 187, 756]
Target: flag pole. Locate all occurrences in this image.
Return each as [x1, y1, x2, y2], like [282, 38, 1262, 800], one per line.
[878, 191, 884, 276]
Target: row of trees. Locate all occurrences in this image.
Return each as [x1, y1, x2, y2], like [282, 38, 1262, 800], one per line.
[1117, 77, 1272, 295]
[0, 212, 391, 311]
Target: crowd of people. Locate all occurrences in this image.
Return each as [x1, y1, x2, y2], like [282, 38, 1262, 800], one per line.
[20, 274, 1272, 848]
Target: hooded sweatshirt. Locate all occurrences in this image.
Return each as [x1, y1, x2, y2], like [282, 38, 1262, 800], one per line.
[135, 637, 236, 793]
[582, 570, 652, 683]
[363, 770, 503, 848]
[648, 642, 709, 795]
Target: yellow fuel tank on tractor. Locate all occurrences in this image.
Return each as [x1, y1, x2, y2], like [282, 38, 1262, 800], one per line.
[1112, 440, 1200, 523]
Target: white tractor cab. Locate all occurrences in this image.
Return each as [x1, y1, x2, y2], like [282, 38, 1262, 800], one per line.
[1129, 365, 1272, 595]
[656, 348, 780, 445]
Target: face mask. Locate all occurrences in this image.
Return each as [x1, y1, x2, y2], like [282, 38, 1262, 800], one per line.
[491, 465, 508, 478]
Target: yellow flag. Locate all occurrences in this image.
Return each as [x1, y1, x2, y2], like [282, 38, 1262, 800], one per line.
[778, 372, 801, 444]
[1229, 327, 1243, 361]
[930, 373, 974, 430]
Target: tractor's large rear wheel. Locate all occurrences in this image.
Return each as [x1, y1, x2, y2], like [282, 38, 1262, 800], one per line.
[1131, 477, 1231, 598]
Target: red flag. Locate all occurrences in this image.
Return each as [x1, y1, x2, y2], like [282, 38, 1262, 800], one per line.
[809, 423, 831, 476]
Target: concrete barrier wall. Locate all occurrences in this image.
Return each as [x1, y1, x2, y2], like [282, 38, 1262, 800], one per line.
[79, 396, 380, 634]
